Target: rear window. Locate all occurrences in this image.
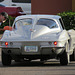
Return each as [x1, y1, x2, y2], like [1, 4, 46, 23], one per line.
[12, 0, 31, 3]
[36, 18, 58, 29]
[15, 18, 32, 29]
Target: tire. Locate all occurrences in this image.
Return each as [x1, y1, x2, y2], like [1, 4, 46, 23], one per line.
[70, 48, 75, 61]
[1, 51, 11, 66]
[60, 51, 68, 65]
[60, 42, 69, 65]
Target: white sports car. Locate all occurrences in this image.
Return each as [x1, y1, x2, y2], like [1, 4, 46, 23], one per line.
[0, 15, 75, 66]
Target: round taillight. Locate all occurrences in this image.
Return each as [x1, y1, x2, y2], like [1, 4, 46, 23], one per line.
[54, 41, 57, 45]
[5, 42, 8, 46]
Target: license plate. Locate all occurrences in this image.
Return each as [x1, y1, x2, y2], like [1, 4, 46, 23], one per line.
[24, 46, 38, 52]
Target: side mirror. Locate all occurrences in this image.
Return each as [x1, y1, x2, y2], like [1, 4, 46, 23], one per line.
[3, 26, 13, 31]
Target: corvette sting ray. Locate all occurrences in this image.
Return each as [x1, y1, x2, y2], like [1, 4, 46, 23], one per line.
[0, 15, 75, 66]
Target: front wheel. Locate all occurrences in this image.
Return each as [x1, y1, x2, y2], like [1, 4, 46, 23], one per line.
[1, 51, 11, 66]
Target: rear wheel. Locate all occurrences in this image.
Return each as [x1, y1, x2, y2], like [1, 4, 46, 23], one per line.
[60, 51, 68, 65]
[60, 42, 69, 65]
[1, 51, 11, 66]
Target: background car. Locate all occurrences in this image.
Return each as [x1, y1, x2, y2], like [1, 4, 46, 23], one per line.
[0, 0, 31, 14]
[0, 4, 26, 17]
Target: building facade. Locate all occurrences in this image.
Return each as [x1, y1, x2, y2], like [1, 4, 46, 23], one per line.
[72, 0, 75, 12]
[32, 0, 74, 14]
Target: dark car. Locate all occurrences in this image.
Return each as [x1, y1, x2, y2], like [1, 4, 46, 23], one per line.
[0, 4, 26, 17]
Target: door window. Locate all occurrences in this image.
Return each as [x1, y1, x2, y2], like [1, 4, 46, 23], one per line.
[14, 18, 32, 29]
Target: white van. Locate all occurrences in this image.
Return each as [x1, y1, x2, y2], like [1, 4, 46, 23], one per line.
[0, 0, 31, 14]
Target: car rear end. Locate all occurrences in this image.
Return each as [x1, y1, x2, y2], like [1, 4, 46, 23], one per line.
[1, 37, 65, 60]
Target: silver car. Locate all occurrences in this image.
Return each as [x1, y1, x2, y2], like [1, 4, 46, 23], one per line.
[0, 15, 75, 66]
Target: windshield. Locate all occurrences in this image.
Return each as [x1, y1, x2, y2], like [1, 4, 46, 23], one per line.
[36, 18, 58, 29]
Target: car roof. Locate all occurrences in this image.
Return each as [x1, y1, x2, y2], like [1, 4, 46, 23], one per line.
[15, 15, 61, 21]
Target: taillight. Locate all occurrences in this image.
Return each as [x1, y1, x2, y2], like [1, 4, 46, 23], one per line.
[54, 41, 57, 45]
[5, 42, 8, 46]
